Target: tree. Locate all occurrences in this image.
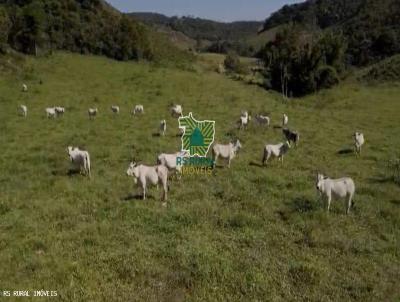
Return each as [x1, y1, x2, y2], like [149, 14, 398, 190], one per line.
[0, 7, 11, 53]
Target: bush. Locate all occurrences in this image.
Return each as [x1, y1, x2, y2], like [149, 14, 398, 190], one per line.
[316, 65, 340, 89]
[224, 51, 246, 74]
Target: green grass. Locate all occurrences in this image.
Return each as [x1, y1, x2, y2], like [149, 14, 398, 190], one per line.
[0, 52, 399, 301]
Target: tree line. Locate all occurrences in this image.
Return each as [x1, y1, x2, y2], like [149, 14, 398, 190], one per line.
[0, 0, 188, 63]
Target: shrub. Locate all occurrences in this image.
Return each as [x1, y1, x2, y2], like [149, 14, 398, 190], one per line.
[224, 51, 246, 74]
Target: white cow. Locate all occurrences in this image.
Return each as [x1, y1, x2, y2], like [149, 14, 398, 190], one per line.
[46, 107, 57, 118]
[22, 84, 28, 92]
[255, 114, 270, 127]
[126, 162, 169, 202]
[157, 151, 188, 175]
[354, 132, 365, 155]
[19, 105, 27, 117]
[132, 105, 144, 115]
[160, 120, 167, 136]
[67, 146, 91, 178]
[282, 114, 289, 126]
[238, 111, 251, 130]
[212, 139, 242, 168]
[88, 108, 98, 119]
[55, 107, 65, 116]
[171, 105, 183, 118]
[262, 141, 291, 165]
[111, 106, 120, 114]
[316, 173, 355, 214]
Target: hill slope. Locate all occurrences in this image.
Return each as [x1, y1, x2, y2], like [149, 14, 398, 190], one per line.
[260, 0, 400, 65]
[0, 0, 190, 62]
[0, 52, 399, 300]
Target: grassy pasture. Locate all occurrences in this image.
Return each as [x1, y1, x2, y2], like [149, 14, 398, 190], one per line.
[0, 52, 399, 301]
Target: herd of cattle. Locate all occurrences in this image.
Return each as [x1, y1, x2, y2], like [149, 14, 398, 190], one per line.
[17, 84, 365, 213]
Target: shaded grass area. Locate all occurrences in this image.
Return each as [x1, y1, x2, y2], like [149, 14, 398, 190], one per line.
[0, 52, 399, 301]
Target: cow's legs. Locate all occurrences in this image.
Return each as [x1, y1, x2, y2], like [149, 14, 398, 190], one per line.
[265, 153, 270, 165]
[346, 193, 354, 215]
[213, 154, 218, 168]
[327, 194, 332, 212]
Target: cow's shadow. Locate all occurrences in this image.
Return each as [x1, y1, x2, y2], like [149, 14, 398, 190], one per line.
[121, 193, 155, 202]
[152, 132, 161, 137]
[121, 193, 147, 201]
[337, 148, 354, 155]
[249, 161, 263, 168]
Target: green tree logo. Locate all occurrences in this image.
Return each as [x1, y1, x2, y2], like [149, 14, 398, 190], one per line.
[179, 113, 215, 157]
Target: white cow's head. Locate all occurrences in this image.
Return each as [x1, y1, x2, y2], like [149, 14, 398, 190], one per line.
[126, 162, 139, 183]
[316, 173, 326, 192]
[233, 139, 242, 151]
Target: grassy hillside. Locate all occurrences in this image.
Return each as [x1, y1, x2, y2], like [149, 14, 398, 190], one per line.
[0, 52, 399, 301]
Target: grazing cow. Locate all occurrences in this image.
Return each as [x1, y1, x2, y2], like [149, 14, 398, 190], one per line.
[316, 173, 355, 214]
[132, 105, 144, 115]
[157, 151, 188, 176]
[171, 105, 183, 118]
[354, 132, 365, 155]
[282, 114, 289, 126]
[262, 141, 291, 165]
[55, 107, 65, 116]
[45, 107, 57, 118]
[283, 128, 300, 146]
[19, 105, 27, 117]
[67, 146, 91, 178]
[212, 139, 242, 168]
[111, 106, 120, 114]
[126, 162, 168, 202]
[160, 120, 167, 136]
[255, 114, 270, 127]
[88, 108, 98, 119]
[238, 111, 251, 130]
[22, 84, 28, 92]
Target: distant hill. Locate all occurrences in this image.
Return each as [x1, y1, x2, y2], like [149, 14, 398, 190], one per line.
[129, 13, 266, 56]
[260, 0, 400, 65]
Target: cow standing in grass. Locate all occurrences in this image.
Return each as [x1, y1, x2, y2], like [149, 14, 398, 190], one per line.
[283, 128, 300, 147]
[262, 141, 291, 165]
[111, 106, 120, 115]
[132, 105, 144, 115]
[126, 162, 169, 204]
[282, 114, 289, 126]
[67, 146, 91, 178]
[212, 139, 242, 168]
[255, 114, 270, 127]
[316, 173, 355, 214]
[88, 108, 98, 119]
[19, 105, 27, 117]
[354, 132, 365, 155]
[238, 111, 251, 130]
[160, 120, 167, 136]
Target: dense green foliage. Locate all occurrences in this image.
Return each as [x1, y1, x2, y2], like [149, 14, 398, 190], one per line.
[0, 0, 191, 63]
[259, 25, 346, 96]
[130, 13, 263, 56]
[223, 51, 246, 74]
[0, 51, 399, 301]
[261, 0, 400, 66]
